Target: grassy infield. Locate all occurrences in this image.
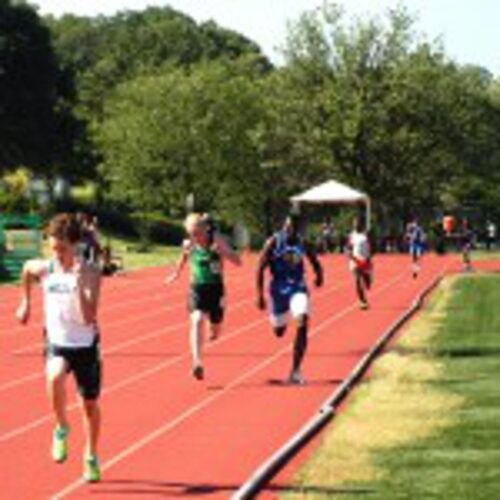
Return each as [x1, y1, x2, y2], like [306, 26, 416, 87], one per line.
[0, 233, 179, 285]
[288, 274, 500, 498]
[100, 232, 179, 270]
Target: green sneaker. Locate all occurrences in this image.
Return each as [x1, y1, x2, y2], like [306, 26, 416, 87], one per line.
[83, 455, 101, 483]
[51, 426, 69, 463]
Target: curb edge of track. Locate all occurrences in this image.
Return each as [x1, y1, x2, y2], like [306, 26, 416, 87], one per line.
[232, 274, 444, 500]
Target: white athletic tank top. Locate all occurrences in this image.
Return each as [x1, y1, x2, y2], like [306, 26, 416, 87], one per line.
[42, 261, 97, 348]
[348, 231, 370, 270]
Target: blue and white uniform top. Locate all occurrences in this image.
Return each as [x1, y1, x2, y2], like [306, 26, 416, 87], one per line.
[407, 223, 425, 246]
[269, 230, 307, 293]
[42, 260, 98, 348]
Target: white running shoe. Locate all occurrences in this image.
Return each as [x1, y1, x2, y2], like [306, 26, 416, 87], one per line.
[288, 370, 306, 385]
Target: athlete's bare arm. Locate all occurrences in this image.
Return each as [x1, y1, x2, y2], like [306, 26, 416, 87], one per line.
[256, 236, 275, 310]
[75, 261, 101, 325]
[305, 242, 324, 287]
[213, 235, 241, 266]
[15, 259, 47, 324]
[165, 239, 191, 284]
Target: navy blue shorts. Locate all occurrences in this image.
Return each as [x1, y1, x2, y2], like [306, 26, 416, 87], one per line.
[410, 243, 424, 258]
[269, 283, 309, 326]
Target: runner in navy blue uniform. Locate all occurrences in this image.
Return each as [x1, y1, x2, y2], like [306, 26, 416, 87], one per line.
[460, 219, 475, 272]
[405, 218, 426, 278]
[256, 215, 323, 384]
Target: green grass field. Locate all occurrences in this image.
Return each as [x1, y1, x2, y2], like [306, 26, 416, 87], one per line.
[473, 249, 500, 261]
[0, 231, 179, 285]
[100, 232, 180, 270]
[287, 275, 500, 499]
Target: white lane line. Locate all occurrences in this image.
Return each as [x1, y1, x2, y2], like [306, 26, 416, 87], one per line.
[0, 276, 349, 440]
[51, 271, 406, 499]
[3, 268, 253, 337]
[4, 265, 347, 385]
[1, 295, 254, 392]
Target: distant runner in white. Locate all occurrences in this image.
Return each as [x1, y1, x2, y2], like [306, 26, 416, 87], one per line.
[346, 217, 373, 310]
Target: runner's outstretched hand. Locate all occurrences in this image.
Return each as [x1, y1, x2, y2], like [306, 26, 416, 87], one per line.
[15, 299, 30, 324]
[315, 273, 324, 288]
[257, 294, 266, 311]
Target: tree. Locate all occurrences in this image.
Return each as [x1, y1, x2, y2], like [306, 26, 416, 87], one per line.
[44, 7, 271, 186]
[96, 56, 269, 232]
[263, 2, 500, 223]
[46, 7, 269, 121]
[0, 0, 78, 175]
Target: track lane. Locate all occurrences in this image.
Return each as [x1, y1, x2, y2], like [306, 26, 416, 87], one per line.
[0, 254, 451, 499]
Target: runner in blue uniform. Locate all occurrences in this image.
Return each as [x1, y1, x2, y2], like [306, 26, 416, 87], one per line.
[256, 215, 323, 384]
[405, 218, 426, 278]
[460, 218, 475, 272]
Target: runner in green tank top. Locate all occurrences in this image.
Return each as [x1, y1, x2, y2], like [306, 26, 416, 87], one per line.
[190, 245, 223, 285]
[166, 213, 241, 380]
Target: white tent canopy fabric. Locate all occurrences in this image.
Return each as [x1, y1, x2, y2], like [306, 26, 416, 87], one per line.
[291, 180, 368, 205]
[291, 180, 371, 229]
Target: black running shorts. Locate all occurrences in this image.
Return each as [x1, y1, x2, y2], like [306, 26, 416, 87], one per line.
[46, 337, 102, 401]
[188, 283, 225, 324]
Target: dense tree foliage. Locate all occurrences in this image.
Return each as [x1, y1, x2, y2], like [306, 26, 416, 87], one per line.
[96, 56, 268, 228]
[0, 0, 79, 175]
[3, 1, 500, 237]
[45, 8, 269, 120]
[267, 5, 500, 224]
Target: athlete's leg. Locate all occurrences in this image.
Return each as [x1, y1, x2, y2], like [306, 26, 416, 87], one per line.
[70, 345, 103, 482]
[208, 289, 225, 341]
[289, 293, 310, 383]
[47, 355, 70, 462]
[411, 247, 421, 278]
[209, 322, 221, 341]
[357, 270, 371, 308]
[270, 288, 289, 337]
[271, 312, 288, 337]
[463, 246, 472, 271]
[82, 398, 101, 482]
[81, 397, 102, 482]
[274, 325, 287, 337]
[82, 399, 100, 459]
[190, 310, 205, 379]
[73, 348, 102, 462]
[362, 268, 372, 291]
[292, 314, 308, 374]
[46, 356, 69, 429]
[355, 270, 368, 308]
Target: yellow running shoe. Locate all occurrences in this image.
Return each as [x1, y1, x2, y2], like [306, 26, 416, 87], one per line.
[51, 426, 69, 463]
[83, 455, 101, 483]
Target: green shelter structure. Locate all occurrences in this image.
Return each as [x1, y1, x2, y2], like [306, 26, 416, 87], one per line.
[0, 214, 43, 280]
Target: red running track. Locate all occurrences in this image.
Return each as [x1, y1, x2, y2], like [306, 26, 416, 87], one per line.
[0, 254, 462, 498]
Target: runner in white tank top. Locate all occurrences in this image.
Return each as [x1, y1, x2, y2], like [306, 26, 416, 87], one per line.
[16, 213, 102, 483]
[347, 217, 373, 310]
[42, 259, 99, 347]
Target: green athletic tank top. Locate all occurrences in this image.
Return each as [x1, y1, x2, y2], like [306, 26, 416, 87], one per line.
[190, 246, 222, 285]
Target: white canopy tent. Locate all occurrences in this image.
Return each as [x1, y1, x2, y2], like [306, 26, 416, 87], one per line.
[290, 180, 371, 229]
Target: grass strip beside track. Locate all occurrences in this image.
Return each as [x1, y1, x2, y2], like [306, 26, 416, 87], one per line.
[100, 232, 180, 270]
[286, 274, 500, 499]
